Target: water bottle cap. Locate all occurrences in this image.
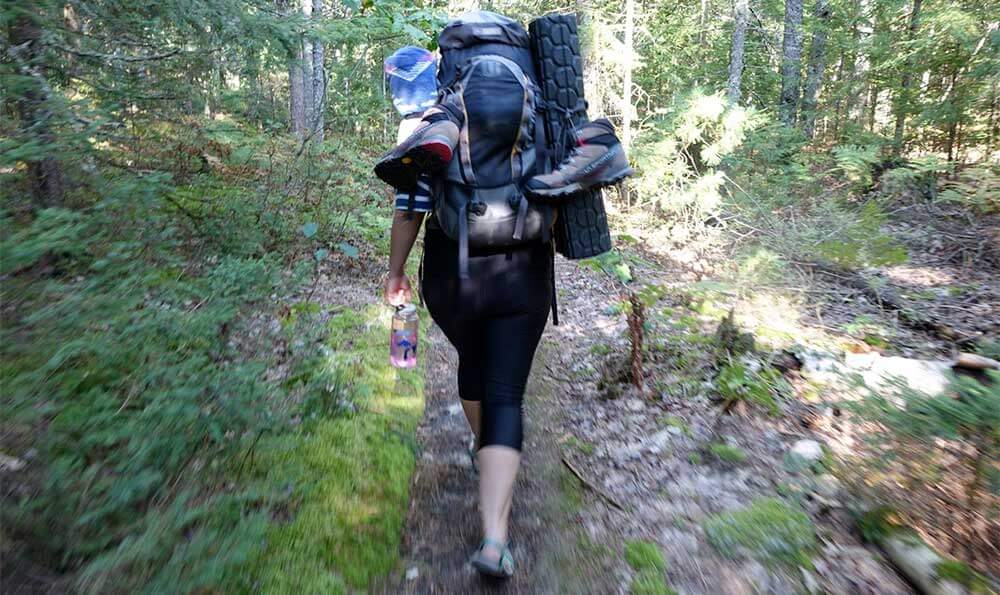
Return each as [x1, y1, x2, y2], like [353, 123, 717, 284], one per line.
[397, 304, 417, 316]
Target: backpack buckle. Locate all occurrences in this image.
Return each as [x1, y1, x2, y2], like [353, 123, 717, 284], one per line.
[469, 200, 487, 216]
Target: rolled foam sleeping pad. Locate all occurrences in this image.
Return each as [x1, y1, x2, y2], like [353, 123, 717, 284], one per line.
[528, 13, 612, 260]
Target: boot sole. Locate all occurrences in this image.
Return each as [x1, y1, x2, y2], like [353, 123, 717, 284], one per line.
[374, 140, 453, 190]
[526, 166, 635, 199]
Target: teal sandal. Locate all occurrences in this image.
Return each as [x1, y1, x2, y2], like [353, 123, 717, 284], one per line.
[471, 538, 514, 578]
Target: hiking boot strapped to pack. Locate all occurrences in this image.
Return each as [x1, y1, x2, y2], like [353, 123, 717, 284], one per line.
[374, 108, 460, 191]
[525, 118, 633, 199]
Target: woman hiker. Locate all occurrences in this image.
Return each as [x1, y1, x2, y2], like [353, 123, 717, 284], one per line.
[379, 13, 630, 579]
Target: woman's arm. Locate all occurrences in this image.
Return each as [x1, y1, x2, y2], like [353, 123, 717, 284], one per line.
[385, 210, 426, 305]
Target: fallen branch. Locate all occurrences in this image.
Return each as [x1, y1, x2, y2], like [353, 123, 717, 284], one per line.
[49, 42, 183, 62]
[561, 455, 626, 513]
[800, 261, 976, 346]
[954, 352, 1000, 371]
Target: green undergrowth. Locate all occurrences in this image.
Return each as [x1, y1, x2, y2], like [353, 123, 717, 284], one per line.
[708, 442, 747, 464]
[935, 560, 995, 594]
[1, 120, 407, 591]
[704, 497, 817, 569]
[245, 307, 424, 593]
[625, 540, 675, 595]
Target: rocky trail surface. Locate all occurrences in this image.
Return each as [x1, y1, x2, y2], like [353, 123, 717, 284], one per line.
[385, 255, 914, 594]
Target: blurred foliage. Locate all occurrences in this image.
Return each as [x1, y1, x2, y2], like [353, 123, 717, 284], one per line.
[715, 361, 787, 416]
[704, 497, 817, 568]
[939, 164, 1000, 214]
[846, 371, 1000, 507]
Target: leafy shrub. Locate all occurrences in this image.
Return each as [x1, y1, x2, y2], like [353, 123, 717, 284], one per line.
[715, 362, 786, 415]
[704, 497, 816, 568]
[811, 201, 908, 267]
[631, 90, 764, 246]
[832, 144, 881, 190]
[877, 157, 945, 200]
[939, 164, 1000, 214]
[580, 249, 633, 284]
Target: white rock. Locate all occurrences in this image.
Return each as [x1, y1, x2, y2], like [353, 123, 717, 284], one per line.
[445, 403, 462, 416]
[624, 398, 644, 412]
[0, 453, 25, 472]
[801, 568, 821, 594]
[862, 356, 951, 396]
[612, 442, 644, 460]
[647, 430, 673, 453]
[405, 567, 419, 581]
[844, 350, 879, 369]
[790, 439, 824, 463]
[813, 474, 842, 499]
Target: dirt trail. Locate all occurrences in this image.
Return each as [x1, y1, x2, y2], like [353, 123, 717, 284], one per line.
[388, 256, 913, 594]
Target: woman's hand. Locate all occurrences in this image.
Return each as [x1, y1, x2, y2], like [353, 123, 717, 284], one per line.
[385, 273, 412, 306]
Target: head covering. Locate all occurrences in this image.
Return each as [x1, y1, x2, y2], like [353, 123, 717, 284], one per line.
[384, 46, 438, 117]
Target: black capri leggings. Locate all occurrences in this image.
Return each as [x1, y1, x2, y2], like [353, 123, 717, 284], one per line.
[421, 227, 552, 451]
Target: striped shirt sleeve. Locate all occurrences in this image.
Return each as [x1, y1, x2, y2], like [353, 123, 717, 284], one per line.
[394, 174, 434, 213]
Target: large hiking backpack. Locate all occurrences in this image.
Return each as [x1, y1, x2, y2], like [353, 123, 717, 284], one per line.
[431, 11, 554, 278]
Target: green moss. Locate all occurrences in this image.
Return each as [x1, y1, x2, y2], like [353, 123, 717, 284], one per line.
[248, 307, 424, 592]
[658, 415, 691, 436]
[557, 465, 585, 513]
[566, 435, 596, 456]
[704, 497, 816, 569]
[709, 442, 747, 464]
[624, 540, 667, 572]
[935, 560, 994, 594]
[687, 452, 704, 465]
[862, 333, 889, 349]
[590, 343, 613, 356]
[856, 506, 904, 543]
[631, 569, 678, 595]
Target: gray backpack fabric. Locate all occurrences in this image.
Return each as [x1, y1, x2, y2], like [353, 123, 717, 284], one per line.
[432, 11, 553, 278]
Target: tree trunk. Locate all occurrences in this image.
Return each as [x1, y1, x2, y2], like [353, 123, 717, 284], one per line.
[842, 4, 863, 136]
[867, 82, 878, 132]
[699, 0, 709, 47]
[727, 0, 749, 106]
[289, 50, 306, 137]
[778, 0, 804, 126]
[9, 14, 63, 208]
[622, 0, 635, 152]
[944, 65, 960, 162]
[988, 82, 998, 156]
[281, 0, 307, 137]
[299, 0, 313, 135]
[577, 2, 604, 117]
[310, 0, 325, 143]
[830, 50, 846, 139]
[801, 0, 831, 138]
[892, 0, 922, 156]
[302, 41, 313, 130]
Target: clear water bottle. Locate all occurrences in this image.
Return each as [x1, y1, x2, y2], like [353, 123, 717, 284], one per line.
[390, 304, 418, 368]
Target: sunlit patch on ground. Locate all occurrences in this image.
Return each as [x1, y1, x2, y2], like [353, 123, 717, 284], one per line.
[883, 265, 956, 287]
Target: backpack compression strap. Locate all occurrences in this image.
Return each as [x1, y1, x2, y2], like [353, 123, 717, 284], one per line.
[452, 54, 536, 187]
